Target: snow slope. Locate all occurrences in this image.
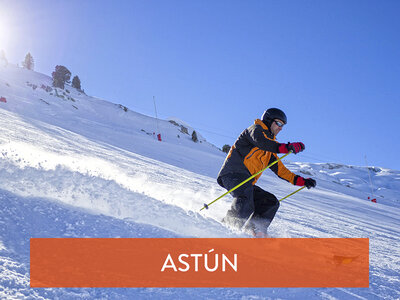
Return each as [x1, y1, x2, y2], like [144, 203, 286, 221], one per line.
[1, 64, 400, 299]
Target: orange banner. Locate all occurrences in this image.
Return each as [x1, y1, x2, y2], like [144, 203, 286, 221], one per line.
[30, 238, 369, 288]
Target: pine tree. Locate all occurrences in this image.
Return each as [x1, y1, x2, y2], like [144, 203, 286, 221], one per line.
[192, 130, 198, 142]
[52, 65, 71, 89]
[222, 144, 231, 153]
[23, 52, 34, 70]
[72, 75, 82, 91]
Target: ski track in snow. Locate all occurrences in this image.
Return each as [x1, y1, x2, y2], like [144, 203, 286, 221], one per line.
[1, 65, 400, 299]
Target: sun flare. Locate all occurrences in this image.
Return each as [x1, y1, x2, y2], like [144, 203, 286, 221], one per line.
[0, 12, 11, 52]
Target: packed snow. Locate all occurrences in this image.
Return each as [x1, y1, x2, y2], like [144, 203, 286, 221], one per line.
[1, 63, 399, 299]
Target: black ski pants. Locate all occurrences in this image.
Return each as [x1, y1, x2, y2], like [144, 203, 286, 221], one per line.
[220, 173, 280, 232]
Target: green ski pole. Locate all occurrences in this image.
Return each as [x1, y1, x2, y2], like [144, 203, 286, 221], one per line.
[201, 151, 292, 211]
[279, 186, 306, 202]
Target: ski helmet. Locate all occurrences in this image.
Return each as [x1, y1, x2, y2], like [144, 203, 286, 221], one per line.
[262, 108, 287, 125]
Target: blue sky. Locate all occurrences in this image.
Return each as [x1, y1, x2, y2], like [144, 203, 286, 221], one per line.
[1, 0, 399, 170]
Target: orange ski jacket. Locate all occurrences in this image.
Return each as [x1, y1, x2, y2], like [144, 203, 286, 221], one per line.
[217, 119, 301, 187]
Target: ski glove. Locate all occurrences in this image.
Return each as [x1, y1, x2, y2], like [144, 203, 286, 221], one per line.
[304, 178, 316, 189]
[278, 142, 305, 154]
[295, 177, 317, 189]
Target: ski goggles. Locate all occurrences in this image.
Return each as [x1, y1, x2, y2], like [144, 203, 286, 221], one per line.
[274, 120, 285, 128]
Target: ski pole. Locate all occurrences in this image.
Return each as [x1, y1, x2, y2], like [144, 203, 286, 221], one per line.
[241, 212, 254, 230]
[279, 186, 306, 202]
[201, 151, 292, 211]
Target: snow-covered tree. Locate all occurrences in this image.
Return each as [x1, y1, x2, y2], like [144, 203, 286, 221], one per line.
[22, 52, 34, 70]
[52, 65, 71, 89]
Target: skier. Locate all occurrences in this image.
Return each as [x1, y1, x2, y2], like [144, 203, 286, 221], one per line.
[217, 108, 316, 237]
